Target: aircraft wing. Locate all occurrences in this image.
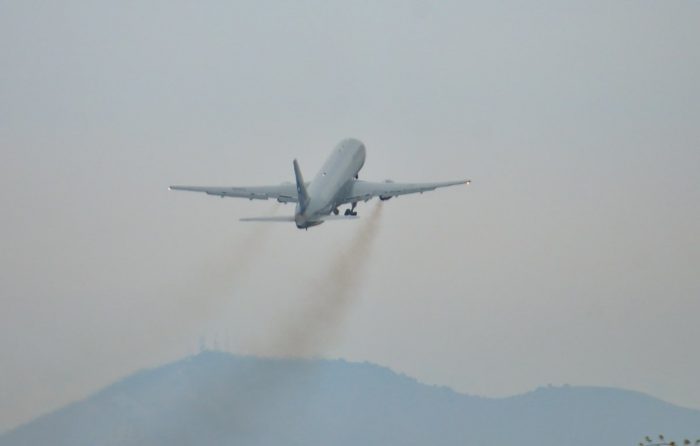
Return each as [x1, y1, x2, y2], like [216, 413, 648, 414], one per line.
[169, 183, 299, 203]
[340, 179, 470, 204]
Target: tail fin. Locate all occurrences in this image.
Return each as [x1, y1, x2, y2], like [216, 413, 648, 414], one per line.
[293, 159, 310, 212]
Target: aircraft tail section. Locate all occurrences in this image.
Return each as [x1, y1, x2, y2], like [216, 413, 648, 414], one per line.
[293, 159, 310, 212]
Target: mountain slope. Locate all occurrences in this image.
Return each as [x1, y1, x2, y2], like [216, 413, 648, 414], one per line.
[2, 352, 698, 446]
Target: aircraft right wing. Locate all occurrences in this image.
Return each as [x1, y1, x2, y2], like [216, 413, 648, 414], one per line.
[169, 183, 299, 203]
[339, 179, 470, 204]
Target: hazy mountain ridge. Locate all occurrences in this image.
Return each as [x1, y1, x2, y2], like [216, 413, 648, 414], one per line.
[2, 351, 698, 446]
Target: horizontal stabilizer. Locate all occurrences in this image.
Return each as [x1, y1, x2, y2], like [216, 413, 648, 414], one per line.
[239, 214, 359, 223]
[239, 216, 296, 222]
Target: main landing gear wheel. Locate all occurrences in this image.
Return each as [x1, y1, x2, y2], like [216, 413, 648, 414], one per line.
[344, 202, 358, 216]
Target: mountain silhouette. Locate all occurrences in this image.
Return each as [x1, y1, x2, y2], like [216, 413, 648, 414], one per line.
[2, 351, 698, 446]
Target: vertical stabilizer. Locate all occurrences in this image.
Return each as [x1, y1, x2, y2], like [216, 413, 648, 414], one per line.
[293, 159, 310, 212]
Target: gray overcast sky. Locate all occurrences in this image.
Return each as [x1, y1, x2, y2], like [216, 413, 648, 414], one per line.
[1, 0, 699, 433]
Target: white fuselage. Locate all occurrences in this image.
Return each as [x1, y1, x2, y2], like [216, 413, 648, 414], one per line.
[295, 138, 366, 228]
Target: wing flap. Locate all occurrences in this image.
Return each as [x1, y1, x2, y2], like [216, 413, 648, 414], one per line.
[169, 183, 298, 202]
[340, 179, 470, 204]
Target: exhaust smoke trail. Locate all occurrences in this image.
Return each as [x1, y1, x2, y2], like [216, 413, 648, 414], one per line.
[165, 203, 384, 439]
[221, 202, 385, 434]
[153, 203, 280, 333]
[269, 201, 384, 357]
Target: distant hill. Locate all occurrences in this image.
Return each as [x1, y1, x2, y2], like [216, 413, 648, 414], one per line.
[2, 351, 698, 446]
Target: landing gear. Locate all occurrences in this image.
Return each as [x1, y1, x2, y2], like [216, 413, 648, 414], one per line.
[333, 208, 339, 215]
[344, 201, 358, 216]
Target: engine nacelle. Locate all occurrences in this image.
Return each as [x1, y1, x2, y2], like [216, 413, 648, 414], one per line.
[379, 179, 394, 201]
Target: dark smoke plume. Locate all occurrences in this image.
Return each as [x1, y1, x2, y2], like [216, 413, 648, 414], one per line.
[167, 203, 385, 439]
[154, 203, 280, 333]
[269, 201, 384, 356]
[222, 202, 385, 433]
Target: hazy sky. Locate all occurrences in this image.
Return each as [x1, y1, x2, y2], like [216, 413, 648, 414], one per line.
[1, 0, 699, 433]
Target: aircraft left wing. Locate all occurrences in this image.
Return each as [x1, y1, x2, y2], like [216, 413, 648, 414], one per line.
[339, 179, 470, 204]
[169, 183, 298, 203]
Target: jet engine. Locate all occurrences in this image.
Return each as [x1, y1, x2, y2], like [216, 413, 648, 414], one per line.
[379, 179, 394, 201]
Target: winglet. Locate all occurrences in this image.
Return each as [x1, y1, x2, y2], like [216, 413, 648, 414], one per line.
[293, 159, 310, 212]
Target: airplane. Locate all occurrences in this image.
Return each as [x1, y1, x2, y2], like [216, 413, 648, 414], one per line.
[170, 138, 470, 229]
